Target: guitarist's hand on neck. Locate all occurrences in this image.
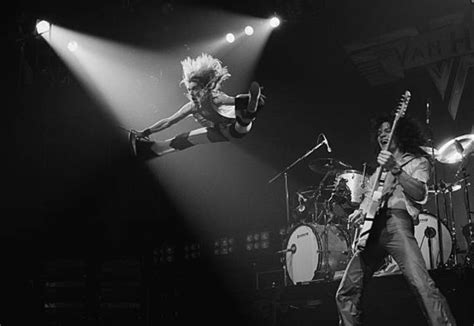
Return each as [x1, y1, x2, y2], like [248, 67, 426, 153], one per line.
[377, 123, 426, 201]
[377, 121, 403, 171]
[377, 150, 401, 171]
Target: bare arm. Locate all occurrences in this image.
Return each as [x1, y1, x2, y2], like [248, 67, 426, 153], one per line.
[139, 102, 194, 136]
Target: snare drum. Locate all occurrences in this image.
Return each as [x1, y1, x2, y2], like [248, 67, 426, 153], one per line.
[285, 223, 350, 284]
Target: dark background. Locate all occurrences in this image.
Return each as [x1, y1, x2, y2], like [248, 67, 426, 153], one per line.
[4, 0, 474, 325]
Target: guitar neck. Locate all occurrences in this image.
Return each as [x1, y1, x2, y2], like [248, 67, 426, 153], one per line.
[368, 118, 400, 197]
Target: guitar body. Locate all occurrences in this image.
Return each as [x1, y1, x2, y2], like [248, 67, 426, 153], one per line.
[352, 184, 383, 250]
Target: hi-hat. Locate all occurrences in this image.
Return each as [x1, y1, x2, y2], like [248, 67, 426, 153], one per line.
[308, 158, 352, 174]
[437, 134, 474, 164]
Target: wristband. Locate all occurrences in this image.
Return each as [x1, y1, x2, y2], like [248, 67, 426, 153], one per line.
[391, 165, 402, 176]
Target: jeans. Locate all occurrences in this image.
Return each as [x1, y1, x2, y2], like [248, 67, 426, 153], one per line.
[335, 209, 456, 326]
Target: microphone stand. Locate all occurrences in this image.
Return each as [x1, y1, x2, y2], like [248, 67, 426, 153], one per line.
[268, 135, 327, 226]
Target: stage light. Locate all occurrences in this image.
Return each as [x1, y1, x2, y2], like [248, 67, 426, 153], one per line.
[67, 41, 78, 52]
[153, 245, 175, 264]
[269, 17, 280, 28]
[225, 33, 235, 43]
[246, 231, 272, 251]
[36, 20, 51, 35]
[184, 243, 201, 260]
[214, 237, 235, 255]
[244, 26, 254, 36]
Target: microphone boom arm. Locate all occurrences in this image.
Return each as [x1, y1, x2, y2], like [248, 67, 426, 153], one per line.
[268, 135, 327, 184]
[268, 134, 329, 226]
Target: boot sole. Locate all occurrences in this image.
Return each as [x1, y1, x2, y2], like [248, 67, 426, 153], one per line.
[129, 131, 137, 157]
[247, 81, 261, 113]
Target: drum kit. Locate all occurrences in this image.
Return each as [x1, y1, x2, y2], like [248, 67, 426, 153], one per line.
[278, 133, 473, 285]
[283, 158, 368, 284]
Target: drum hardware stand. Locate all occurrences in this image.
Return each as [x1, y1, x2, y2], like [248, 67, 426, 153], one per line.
[314, 170, 335, 223]
[317, 178, 340, 281]
[455, 158, 473, 267]
[439, 180, 461, 267]
[424, 109, 445, 269]
[268, 134, 328, 227]
[424, 226, 437, 269]
[322, 222, 335, 282]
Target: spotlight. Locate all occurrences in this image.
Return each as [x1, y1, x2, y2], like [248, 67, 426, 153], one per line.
[214, 237, 235, 255]
[225, 33, 235, 43]
[67, 41, 78, 52]
[269, 16, 280, 28]
[244, 26, 254, 36]
[36, 20, 51, 35]
[245, 231, 272, 251]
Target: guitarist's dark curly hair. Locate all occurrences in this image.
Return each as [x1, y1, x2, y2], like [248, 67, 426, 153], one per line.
[369, 113, 430, 157]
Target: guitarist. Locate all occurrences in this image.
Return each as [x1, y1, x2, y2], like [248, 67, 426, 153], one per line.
[129, 53, 264, 158]
[335, 113, 456, 326]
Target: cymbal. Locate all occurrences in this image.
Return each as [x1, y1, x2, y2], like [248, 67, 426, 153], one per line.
[437, 134, 474, 164]
[420, 146, 439, 157]
[308, 158, 352, 174]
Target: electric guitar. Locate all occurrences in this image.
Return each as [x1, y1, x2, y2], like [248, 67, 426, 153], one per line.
[351, 90, 411, 251]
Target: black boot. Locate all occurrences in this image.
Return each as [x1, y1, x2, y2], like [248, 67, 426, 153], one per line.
[235, 81, 264, 126]
[129, 131, 159, 160]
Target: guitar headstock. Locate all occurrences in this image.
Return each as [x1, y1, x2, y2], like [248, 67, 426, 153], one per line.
[394, 90, 411, 120]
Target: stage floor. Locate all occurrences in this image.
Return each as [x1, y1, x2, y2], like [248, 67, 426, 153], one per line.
[242, 266, 474, 326]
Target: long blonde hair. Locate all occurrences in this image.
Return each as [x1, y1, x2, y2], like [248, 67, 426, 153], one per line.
[180, 53, 231, 91]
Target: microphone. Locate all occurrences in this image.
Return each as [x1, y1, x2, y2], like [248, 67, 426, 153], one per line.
[425, 98, 431, 125]
[321, 133, 332, 153]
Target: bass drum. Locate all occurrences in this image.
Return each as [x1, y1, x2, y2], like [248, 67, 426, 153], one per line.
[285, 223, 350, 284]
[376, 212, 452, 275]
[416, 212, 452, 269]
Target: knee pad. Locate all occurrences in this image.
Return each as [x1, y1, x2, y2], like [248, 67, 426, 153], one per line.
[169, 132, 194, 150]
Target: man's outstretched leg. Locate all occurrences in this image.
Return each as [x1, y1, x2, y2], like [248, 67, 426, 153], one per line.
[129, 131, 163, 159]
[129, 127, 228, 159]
[230, 81, 264, 139]
[129, 81, 265, 159]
